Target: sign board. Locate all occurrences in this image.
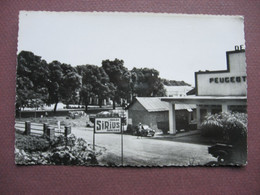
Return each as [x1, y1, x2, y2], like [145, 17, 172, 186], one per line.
[93, 117, 124, 165]
[196, 50, 247, 96]
[94, 117, 122, 133]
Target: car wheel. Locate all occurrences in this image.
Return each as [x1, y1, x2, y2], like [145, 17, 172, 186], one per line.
[217, 155, 226, 164]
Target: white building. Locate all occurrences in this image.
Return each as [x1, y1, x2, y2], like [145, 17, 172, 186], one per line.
[164, 85, 193, 97]
[161, 47, 247, 134]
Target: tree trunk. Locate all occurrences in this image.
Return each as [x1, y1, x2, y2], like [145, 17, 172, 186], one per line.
[99, 98, 102, 108]
[53, 101, 58, 113]
[113, 99, 116, 109]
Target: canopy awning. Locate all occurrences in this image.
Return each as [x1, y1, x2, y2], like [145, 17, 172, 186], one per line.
[161, 96, 247, 106]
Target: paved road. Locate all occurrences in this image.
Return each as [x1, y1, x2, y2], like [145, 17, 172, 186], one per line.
[72, 127, 216, 166]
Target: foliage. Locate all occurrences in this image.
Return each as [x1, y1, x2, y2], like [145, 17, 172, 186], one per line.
[131, 67, 166, 97]
[102, 59, 131, 107]
[49, 137, 98, 165]
[201, 112, 247, 144]
[161, 78, 191, 86]
[60, 63, 81, 106]
[15, 133, 98, 165]
[15, 132, 50, 152]
[16, 51, 188, 112]
[16, 51, 49, 110]
[77, 64, 115, 109]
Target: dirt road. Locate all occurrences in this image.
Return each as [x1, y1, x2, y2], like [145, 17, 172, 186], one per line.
[72, 126, 216, 166]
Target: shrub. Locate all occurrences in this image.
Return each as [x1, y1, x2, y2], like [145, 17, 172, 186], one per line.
[49, 138, 97, 165]
[15, 132, 50, 152]
[15, 133, 98, 165]
[201, 112, 247, 144]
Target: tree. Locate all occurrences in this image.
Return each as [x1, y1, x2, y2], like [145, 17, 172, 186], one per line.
[131, 67, 166, 97]
[102, 59, 131, 108]
[16, 51, 49, 114]
[77, 65, 116, 110]
[161, 78, 191, 86]
[60, 63, 81, 107]
[77, 65, 95, 112]
[47, 61, 64, 112]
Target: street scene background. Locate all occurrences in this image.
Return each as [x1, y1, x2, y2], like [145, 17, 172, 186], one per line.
[15, 12, 247, 166]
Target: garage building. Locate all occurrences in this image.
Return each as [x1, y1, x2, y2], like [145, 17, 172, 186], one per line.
[126, 97, 195, 132]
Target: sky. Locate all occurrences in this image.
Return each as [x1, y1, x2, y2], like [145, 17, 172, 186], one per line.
[17, 11, 245, 86]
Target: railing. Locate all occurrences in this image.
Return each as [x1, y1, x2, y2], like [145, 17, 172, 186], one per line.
[15, 121, 71, 140]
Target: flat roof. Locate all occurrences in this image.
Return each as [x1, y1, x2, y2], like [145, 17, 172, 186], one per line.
[161, 96, 247, 105]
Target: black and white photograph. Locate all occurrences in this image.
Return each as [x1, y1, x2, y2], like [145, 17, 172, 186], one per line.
[15, 11, 247, 166]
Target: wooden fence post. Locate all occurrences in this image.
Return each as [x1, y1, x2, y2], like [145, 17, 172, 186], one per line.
[47, 127, 55, 140]
[43, 123, 48, 136]
[65, 126, 71, 138]
[25, 121, 31, 135]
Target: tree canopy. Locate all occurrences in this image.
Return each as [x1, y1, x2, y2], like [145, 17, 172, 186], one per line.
[16, 50, 190, 113]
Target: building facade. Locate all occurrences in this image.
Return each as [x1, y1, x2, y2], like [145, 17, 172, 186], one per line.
[126, 97, 195, 132]
[164, 85, 193, 97]
[161, 47, 247, 134]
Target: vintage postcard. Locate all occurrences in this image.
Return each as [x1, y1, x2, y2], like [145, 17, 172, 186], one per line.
[15, 11, 247, 166]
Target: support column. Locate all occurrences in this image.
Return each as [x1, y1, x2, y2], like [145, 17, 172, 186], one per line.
[196, 105, 201, 129]
[169, 103, 176, 134]
[222, 104, 228, 112]
[188, 112, 191, 123]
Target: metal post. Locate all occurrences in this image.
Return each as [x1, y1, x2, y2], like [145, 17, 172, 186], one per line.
[121, 120, 124, 166]
[93, 120, 95, 151]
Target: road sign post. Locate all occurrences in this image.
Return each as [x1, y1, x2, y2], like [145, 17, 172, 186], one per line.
[93, 121, 96, 151]
[93, 117, 123, 165]
[121, 121, 124, 166]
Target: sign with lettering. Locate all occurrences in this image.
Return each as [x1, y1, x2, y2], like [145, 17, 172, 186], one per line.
[94, 117, 122, 133]
[209, 76, 246, 84]
[196, 50, 247, 96]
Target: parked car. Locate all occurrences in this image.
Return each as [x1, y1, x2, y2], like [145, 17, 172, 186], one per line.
[133, 124, 155, 137]
[67, 111, 84, 119]
[208, 143, 233, 164]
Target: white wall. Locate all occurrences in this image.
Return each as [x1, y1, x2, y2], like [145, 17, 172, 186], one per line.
[197, 52, 247, 96]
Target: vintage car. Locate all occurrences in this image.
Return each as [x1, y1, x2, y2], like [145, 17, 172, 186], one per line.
[208, 143, 233, 164]
[133, 125, 155, 137]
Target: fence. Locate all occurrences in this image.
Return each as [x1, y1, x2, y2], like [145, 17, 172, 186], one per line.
[15, 121, 71, 140]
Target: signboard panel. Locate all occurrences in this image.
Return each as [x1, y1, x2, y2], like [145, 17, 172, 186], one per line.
[94, 117, 122, 133]
[196, 50, 247, 96]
